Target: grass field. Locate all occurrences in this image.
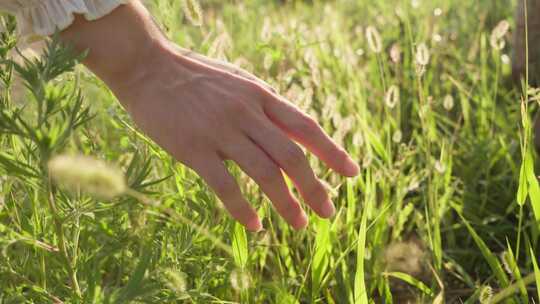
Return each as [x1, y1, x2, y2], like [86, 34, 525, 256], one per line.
[1, 0, 540, 303]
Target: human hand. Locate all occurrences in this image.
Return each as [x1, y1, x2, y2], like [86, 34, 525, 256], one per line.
[60, 1, 359, 231]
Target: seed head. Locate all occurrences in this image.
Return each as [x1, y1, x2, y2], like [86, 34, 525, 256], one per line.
[385, 85, 400, 109]
[479, 285, 493, 304]
[415, 43, 430, 66]
[392, 130, 403, 143]
[164, 269, 188, 294]
[230, 269, 251, 291]
[365, 26, 382, 53]
[443, 94, 454, 111]
[490, 20, 509, 50]
[48, 155, 126, 199]
[182, 0, 203, 26]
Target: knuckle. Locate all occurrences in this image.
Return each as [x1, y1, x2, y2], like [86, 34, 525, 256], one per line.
[295, 115, 320, 137]
[212, 179, 237, 199]
[304, 179, 327, 202]
[258, 165, 282, 186]
[281, 145, 306, 169]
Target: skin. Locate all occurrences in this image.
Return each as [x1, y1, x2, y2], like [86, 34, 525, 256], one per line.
[59, 0, 360, 232]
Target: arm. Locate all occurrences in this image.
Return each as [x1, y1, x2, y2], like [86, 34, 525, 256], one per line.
[59, 0, 360, 231]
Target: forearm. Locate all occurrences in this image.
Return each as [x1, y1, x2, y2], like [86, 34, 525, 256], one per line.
[59, 1, 167, 91]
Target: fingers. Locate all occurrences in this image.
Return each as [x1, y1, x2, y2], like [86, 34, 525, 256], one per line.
[223, 138, 309, 230]
[191, 155, 262, 232]
[245, 119, 336, 218]
[263, 97, 360, 177]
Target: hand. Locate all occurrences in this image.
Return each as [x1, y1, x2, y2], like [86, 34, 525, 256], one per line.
[60, 1, 359, 231]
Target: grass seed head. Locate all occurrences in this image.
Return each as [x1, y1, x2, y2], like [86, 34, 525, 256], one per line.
[415, 43, 430, 66]
[490, 20, 510, 51]
[392, 130, 403, 143]
[366, 26, 382, 53]
[443, 94, 454, 111]
[479, 285, 493, 304]
[48, 155, 127, 199]
[230, 269, 251, 292]
[385, 85, 400, 109]
[182, 0, 203, 26]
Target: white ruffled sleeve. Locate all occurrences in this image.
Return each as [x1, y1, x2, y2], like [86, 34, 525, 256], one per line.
[0, 0, 129, 37]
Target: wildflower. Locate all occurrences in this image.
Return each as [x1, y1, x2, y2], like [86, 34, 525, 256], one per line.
[385, 85, 400, 109]
[434, 8, 443, 16]
[432, 34, 442, 43]
[490, 20, 510, 51]
[48, 155, 127, 199]
[182, 0, 203, 26]
[230, 269, 251, 291]
[443, 94, 454, 110]
[415, 43, 430, 66]
[366, 26, 382, 53]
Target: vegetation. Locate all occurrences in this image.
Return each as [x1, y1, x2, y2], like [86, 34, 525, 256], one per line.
[0, 0, 539, 302]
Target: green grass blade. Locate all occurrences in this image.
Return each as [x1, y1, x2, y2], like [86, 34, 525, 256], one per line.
[457, 213, 510, 287]
[383, 271, 434, 296]
[531, 246, 540, 301]
[232, 222, 248, 269]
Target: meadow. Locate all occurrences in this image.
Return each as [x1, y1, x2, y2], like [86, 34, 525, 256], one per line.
[1, 0, 539, 303]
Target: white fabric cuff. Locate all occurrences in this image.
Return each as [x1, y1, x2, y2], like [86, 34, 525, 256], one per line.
[12, 0, 128, 37]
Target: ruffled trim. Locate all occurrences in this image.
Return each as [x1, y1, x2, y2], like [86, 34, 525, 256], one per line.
[15, 0, 128, 37]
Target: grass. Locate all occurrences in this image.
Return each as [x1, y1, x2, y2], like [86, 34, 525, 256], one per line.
[0, 0, 539, 302]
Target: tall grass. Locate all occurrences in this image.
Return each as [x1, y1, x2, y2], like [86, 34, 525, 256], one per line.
[0, 0, 538, 302]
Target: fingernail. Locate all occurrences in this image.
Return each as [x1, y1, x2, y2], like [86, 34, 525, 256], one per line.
[345, 160, 360, 177]
[293, 213, 309, 230]
[247, 217, 263, 232]
[320, 200, 336, 218]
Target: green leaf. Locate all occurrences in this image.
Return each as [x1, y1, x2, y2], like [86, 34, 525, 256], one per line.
[384, 272, 434, 296]
[232, 222, 248, 269]
[457, 213, 509, 287]
[525, 149, 540, 226]
[531, 246, 540, 302]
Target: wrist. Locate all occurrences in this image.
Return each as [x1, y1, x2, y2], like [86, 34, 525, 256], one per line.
[59, 1, 169, 93]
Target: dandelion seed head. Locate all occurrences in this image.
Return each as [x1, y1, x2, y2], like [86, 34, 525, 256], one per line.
[48, 155, 126, 199]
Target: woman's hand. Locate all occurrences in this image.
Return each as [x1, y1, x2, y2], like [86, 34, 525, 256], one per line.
[60, 1, 359, 231]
